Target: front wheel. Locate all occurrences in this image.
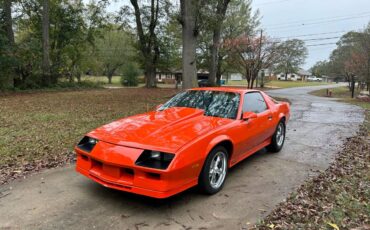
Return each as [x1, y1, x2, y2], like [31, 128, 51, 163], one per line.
[198, 146, 228, 195]
[267, 120, 286, 153]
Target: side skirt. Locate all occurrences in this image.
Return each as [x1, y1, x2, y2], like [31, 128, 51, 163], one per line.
[229, 139, 271, 168]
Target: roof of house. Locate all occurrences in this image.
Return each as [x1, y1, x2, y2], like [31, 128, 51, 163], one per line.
[297, 69, 312, 76]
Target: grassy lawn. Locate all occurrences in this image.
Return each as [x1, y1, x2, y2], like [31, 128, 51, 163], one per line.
[310, 86, 359, 98]
[255, 87, 370, 230]
[0, 88, 177, 184]
[79, 75, 122, 86]
[226, 80, 330, 88]
[266, 80, 331, 88]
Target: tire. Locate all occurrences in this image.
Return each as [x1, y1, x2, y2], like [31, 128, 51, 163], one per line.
[198, 146, 228, 195]
[267, 120, 286, 153]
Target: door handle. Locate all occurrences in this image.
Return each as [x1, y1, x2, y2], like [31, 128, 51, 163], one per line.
[268, 115, 273, 120]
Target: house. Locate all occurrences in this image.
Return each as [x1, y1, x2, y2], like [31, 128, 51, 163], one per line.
[277, 73, 301, 81]
[229, 73, 243, 81]
[297, 69, 312, 81]
[320, 75, 337, 83]
[223, 69, 275, 82]
[155, 69, 211, 84]
[156, 70, 181, 84]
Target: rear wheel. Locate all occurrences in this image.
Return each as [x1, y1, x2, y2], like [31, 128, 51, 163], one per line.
[267, 120, 286, 153]
[198, 146, 228, 195]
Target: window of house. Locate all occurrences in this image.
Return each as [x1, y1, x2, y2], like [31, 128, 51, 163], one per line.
[242, 92, 268, 114]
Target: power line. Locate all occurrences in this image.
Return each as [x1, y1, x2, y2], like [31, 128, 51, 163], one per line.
[301, 36, 341, 41]
[267, 14, 370, 31]
[264, 11, 370, 27]
[306, 42, 337, 47]
[272, 30, 347, 39]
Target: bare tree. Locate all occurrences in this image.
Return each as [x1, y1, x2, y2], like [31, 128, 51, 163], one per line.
[208, 0, 231, 86]
[225, 33, 280, 88]
[180, 0, 199, 89]
[130, 0, 160, 88]
[42, 0, 51, 86]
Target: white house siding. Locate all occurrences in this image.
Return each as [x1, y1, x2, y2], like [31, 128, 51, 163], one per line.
[230, 73, 243, 81]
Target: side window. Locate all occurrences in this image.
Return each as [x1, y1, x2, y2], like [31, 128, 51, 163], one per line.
[242, 92, 268, 114]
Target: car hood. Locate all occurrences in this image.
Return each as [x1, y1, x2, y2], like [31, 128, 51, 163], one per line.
[88, 107, 232, 153]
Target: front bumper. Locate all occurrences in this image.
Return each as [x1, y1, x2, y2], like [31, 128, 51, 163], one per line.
[75, 141, 197, 199]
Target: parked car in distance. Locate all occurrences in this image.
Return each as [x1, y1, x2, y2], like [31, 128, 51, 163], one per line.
[198, 79, 211, 87]
[75, 88, 290, 198]
[307, 76, 322, 82]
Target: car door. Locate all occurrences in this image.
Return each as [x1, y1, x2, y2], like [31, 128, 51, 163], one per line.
[239, 92, 273, 154]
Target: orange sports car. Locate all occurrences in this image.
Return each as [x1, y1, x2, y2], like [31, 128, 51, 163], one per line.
[75, 88, 290, 198]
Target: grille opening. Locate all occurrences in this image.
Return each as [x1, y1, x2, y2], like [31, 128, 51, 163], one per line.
[123, 168, 134, 176]
[146, 172, 161, 180]
[80, 154, 88, 161]
[92, 159, 103, 170]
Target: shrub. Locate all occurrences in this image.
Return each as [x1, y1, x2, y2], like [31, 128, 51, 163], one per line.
[121, 63, 140, 87]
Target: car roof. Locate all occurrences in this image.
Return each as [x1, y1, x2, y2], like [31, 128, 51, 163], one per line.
[190, 87, 259, 94]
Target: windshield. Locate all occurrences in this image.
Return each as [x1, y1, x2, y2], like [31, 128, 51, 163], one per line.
[160, 90, 240, 119]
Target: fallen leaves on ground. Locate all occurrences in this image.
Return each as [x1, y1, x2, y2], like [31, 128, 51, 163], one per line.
[0, 88, 177, 184]
[253, 113, 370, 230]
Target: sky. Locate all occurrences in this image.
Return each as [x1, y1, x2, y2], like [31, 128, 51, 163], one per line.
[104, 0, 370, 70]
[251, 0, 370, 69]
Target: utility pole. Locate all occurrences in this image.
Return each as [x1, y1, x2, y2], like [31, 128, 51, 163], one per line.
[351, 75, 355, 98]
[256, 29, 263, 88]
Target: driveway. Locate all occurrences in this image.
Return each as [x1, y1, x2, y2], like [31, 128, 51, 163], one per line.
[0, 84, 364, 230]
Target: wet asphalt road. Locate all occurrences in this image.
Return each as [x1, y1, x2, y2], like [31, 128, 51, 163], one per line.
[0, 84, 364, 230]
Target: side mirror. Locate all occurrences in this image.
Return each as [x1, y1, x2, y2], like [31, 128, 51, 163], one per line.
[242, 112, 257, 120]
[156, 104, 163, 110]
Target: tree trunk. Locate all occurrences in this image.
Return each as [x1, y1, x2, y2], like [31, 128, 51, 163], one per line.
[145, 63, 156, 88]
[351, 75, 355, 98]
[367, 57, 370, 91]
[346, 73, 351, 90]
[246, 75, 251, 88]
[181, 0, 198, 89]
[209, 31, 221, 86]
[216, 59, 222, 86]
[208, 0, 230, 87]
[42, 0, 51, 86]
[2, 0, 15, 88]
[4, 0, 14, 45]
[108, 74, 113, 84]
[251, 72, 258, 89]
[76, 73, 81, 83]
[130, 0, 159, 89]
[107, 68, 116, 84]
[68, 73, 73, 83]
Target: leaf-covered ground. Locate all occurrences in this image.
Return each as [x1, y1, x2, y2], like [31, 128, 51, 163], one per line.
[254, 97, 370, 230]
[0, 88, 177, 184]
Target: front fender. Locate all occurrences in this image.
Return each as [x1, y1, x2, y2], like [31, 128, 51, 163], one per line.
[205, 135, 234, 157]
[168, 134, 234, 182]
